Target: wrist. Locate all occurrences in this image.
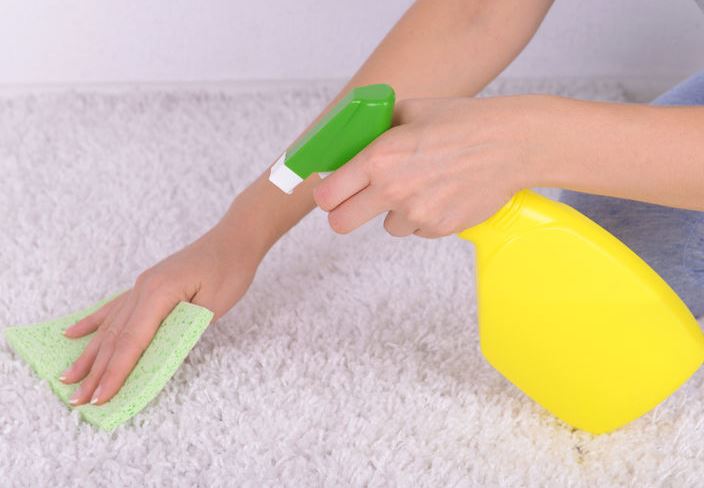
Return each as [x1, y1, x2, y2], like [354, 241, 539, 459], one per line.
[520, 94, 653, 195]
[515, 94, 576, 191]
[211, 204, 276, 266]
[208, 153, 322, 267]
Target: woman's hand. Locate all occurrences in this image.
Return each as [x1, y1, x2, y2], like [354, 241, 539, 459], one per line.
[58, 221, 263, 406]
[312, 95, 552, 238]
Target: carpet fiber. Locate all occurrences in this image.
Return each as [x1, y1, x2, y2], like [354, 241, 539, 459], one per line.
[2, 79, 703, 487]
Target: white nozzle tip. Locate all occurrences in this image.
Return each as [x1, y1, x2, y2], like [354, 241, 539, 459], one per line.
[269, 152, 303, 194]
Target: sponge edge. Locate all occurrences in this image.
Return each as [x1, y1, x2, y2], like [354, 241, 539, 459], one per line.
[3, 292, 214, 432]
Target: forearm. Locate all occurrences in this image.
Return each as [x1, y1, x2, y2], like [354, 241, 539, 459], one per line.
[216, 0, 554, 254]
[532, 96, 704, 211]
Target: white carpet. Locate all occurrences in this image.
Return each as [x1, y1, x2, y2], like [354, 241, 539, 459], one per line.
[2, 79, 703, 487]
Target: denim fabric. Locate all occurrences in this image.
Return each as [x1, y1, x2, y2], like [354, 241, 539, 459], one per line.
[557, 70, 704, 318]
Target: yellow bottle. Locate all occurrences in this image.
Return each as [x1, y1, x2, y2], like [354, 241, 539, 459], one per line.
[458, 189, 704, 434]
[267, 83, 704, 434]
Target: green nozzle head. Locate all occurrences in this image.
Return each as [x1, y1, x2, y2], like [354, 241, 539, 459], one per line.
[269, 83, 395, 193]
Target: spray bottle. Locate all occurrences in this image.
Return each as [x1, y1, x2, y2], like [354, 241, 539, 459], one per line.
[268, 83, 704, 434]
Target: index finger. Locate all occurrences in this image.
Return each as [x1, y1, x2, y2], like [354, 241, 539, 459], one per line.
[312, 140, 382, 212]
[90, 291, 179, 405]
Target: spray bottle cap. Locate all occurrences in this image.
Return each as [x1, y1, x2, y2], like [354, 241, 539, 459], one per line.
[269, 83, 395, 194]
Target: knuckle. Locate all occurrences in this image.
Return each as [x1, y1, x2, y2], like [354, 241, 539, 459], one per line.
[404, 201, 430, 225]
[380, 181, 406, 204]
[366, 146, 387, 176]
[116, 329, 147, 353]
[367, 129, 414, 179]
[135, 270, 163, 293]
[366, 134, 400, 174]
[102, 324, 120, 342]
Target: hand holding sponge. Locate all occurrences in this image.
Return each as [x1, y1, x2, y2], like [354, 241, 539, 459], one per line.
[4, 292, 213, 432]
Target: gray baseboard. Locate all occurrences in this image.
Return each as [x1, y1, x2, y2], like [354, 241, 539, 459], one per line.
[0, 76, 683, 103]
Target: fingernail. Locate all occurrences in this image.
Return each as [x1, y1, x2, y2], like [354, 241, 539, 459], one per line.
[91, 386, 102, 405]
[69, 387, 82, 405]
[59, 367, 71, 381]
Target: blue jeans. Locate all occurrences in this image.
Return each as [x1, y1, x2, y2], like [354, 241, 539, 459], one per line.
[558, 71, 704, 318]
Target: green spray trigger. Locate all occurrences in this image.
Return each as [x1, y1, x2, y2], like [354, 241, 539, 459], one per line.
[269, 84, 395, 193]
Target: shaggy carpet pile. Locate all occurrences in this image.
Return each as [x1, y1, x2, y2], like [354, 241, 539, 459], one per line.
[2, 79, 703, 487]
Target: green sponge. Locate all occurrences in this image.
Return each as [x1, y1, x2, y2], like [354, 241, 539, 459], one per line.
[3, 291, 214, 432]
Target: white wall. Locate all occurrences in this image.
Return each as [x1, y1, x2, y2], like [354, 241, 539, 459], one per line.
[0, 0, 702, 85]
